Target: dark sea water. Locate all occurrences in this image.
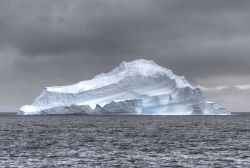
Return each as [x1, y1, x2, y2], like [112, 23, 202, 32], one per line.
[0, 115, 250, 168]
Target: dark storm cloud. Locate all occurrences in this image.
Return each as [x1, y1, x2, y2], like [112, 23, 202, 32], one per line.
[0, 0, 250, 111]
[0, 0, 250, 79]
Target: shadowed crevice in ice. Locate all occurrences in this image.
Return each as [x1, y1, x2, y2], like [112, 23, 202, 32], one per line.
[19, 59, 228, 115]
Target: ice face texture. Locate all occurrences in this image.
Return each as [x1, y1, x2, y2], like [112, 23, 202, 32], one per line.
[19, 59, 228, 115]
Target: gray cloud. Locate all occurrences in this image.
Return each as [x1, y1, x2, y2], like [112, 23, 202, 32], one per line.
[0, 0, 250, 111]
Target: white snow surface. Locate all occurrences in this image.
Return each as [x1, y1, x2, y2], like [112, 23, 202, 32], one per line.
[19, 59, 228, 115]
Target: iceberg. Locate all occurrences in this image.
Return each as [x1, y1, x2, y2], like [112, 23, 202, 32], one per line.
[19, 59, 228, 115]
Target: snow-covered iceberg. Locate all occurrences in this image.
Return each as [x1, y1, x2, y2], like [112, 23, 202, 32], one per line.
[19, 59, 228, 115]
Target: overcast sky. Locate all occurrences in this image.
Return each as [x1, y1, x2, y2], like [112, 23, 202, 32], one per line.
[0, 0, 250, 112]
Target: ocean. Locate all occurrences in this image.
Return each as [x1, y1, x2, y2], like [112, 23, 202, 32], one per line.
[0, 115, 250, 167]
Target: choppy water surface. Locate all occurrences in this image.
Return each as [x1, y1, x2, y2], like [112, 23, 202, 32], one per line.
[0, 115, 250, 167]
